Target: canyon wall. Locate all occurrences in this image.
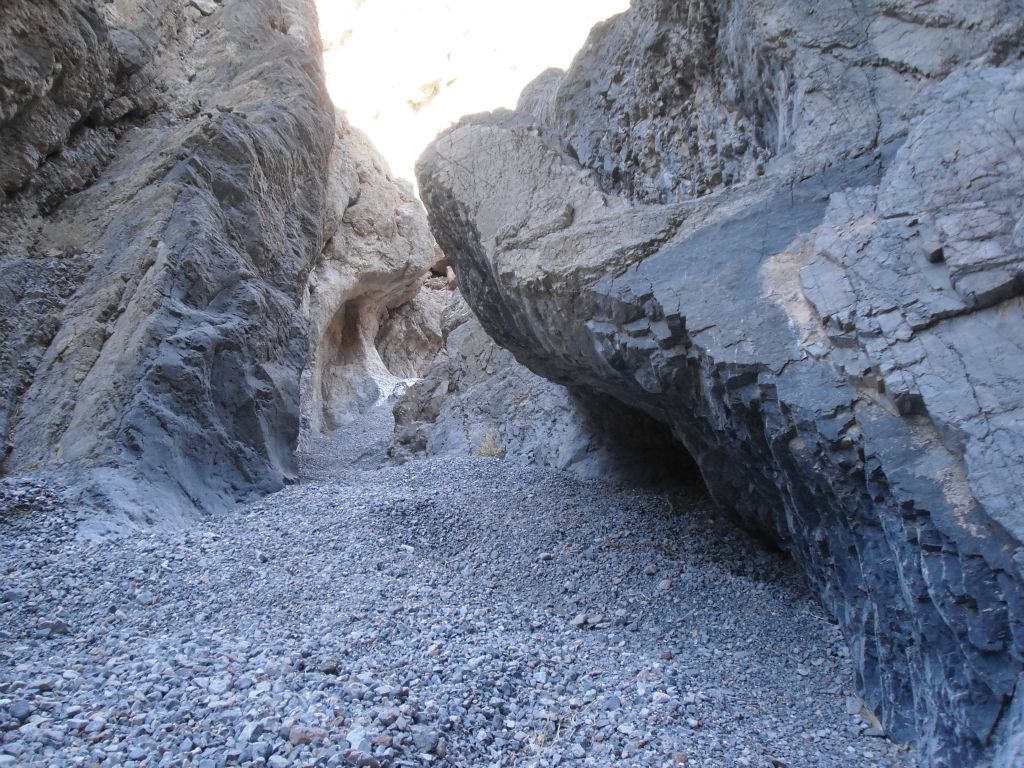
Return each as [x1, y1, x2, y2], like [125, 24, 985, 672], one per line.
[391, 291, 698, 483]
[0, 0, 436, 526]
[416, 0, 1024, 764]
[298, 121, 440, 445]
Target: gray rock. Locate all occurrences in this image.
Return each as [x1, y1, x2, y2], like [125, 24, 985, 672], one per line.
[209, 675, 232, 695]
[0, 0, 334, 524]
[345, 726, 372, 753]
[189, 0, 219, 16]
[296, 122, 442, 446]
[289, 725, 326, 745]
[0, 422, 917, 766]
[390, 293, 698, 485]
[9, 701, 31, 722]
[239, 722, 264, 743]
[411, 726, 440, 754]
[415, 1, 1024, 764]
[0, 0, 440, 528]
[251, 741, 273, 761]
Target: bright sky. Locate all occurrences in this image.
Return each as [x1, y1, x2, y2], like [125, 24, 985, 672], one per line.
[316, 0, 629, 184]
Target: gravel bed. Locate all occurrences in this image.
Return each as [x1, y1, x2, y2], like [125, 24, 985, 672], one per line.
[0, 409, 918, 767]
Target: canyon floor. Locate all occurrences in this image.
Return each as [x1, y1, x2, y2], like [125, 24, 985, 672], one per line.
[0, 406, 918, 768]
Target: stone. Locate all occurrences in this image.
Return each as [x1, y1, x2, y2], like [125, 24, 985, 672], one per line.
[37, 619, 70, 635]
[289, 725, 327, 745]
[345, 726, 372, 753]
[209, 675, 232, 695]
[9, 701, 31, 722]
[188, 0, 219, 16]
[239, 722, 264, 743]
[251, 742, 273, 761]
[390, 294, 699, 486]
[411, 726, 440, 754]
[415, 1, 1024, 764]
[0, 0, 440, 528]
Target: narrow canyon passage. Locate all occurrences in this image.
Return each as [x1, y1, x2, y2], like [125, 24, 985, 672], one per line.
[2, 0, 1020, 765]
[0, 404, 916, 767]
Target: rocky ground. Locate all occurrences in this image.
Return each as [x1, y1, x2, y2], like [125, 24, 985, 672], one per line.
[0, 406, 918, 767]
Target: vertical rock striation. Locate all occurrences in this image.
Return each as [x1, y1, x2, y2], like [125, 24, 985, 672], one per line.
[416, 0, 1024, 764]
[0, 0, 335, 524]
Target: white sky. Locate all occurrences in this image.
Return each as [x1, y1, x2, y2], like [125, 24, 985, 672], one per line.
[316, 0, 630, 184]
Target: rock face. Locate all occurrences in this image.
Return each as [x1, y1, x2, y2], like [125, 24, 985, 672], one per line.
[0, 0, 437, 526]
[391, 292, 697, 483]
[298, 120, 439, 444]
[416, 1, 1024, 764]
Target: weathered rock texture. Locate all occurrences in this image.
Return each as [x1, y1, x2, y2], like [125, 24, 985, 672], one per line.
[0, 0, 436, 525]
[391, 291, 697, 483]
[298, 121, 439, 443]
[417, 1, 1024, 764]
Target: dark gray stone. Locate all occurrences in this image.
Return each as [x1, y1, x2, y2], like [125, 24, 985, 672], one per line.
[415, 1, 1024, 764]
[0, 0, 439, 528]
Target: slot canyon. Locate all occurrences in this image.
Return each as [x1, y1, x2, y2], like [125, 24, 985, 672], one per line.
[1, 1, 1022, 766]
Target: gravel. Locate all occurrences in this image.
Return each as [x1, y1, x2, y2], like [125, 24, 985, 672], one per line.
[0, 406, 919, 767]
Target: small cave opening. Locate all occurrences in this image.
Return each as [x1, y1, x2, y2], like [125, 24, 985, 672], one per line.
[570, 389, 706, 491]
[299, 272, 449, 447]
[317, 298, 387, 431]
[302, 293, 417, 442]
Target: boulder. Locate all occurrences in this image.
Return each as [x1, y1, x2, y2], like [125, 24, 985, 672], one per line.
[416, 0, 1024, 764]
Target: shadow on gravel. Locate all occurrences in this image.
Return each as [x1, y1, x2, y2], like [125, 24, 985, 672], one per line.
[570, 390, 705, 490]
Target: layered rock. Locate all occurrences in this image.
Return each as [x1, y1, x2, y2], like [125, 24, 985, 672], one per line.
[417, 1, 1024, 764]
[390, 292, 697, 484]
[0, 0, 437, 527]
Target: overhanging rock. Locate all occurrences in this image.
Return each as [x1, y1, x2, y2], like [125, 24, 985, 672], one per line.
[416, 1, 1024, 763]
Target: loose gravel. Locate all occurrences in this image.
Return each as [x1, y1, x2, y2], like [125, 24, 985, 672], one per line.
[0, 407, 918, 767]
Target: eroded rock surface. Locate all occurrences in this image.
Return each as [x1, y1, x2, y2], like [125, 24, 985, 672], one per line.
[417, 1, 1024, 764]
[390, 292, 697, 484]
[0, 0, 439, 527]
[298, 120, 439, 444]
[0, 0, 336, 525]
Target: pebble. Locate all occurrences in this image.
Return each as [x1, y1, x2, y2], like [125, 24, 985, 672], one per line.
[0, 407, 917, 768]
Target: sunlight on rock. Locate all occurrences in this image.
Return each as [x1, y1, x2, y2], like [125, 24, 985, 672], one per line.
[316, 0, 629, 184]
